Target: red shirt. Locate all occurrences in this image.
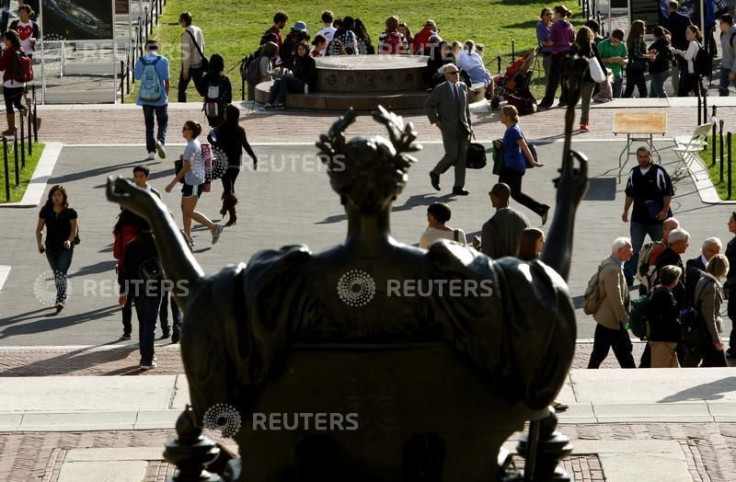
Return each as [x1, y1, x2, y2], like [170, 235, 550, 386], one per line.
[0, 46, 20, 83]
[265, 26, 283, 55]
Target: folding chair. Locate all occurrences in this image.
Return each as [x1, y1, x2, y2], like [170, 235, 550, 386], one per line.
[673, 123, 712, 175]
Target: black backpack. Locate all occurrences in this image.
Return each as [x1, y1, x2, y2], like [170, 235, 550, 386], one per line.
[693, 42, 711, 77]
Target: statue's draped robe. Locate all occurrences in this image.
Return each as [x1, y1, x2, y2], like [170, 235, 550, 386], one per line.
[181, 242, 576, 422]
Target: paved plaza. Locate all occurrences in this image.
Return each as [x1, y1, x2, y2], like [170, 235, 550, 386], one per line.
[1, 96, 736, 480]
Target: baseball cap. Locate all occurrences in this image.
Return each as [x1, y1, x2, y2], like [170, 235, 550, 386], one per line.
[292, 21, 308, 32]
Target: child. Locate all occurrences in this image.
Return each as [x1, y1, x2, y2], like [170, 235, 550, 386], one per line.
[645, 265, 683, 368]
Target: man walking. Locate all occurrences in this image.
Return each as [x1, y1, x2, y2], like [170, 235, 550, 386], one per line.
[719, 14, 736, 96]
[622, 146, 675, 286]
[178, 12, 206, 103]
[666, 1, 693, 94]
[588, 237, 637, 369]
[425, 64, 472, 196]
[472, 183, 530, 258]
[134, 40, 169, 161]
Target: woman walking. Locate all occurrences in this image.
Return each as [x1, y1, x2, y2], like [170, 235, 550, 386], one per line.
[165, 120, 223, 246]
[623, 20, 654, 98]
[0, 30, 27, 135]
[498, 105, 549, 224]
[575, 26, 605, 131]
[36, 185, 78, 312]
[683, 254, 729, 367]
[198, 53, 232, 128]
[648, 26, 673, 98]
[673, 25, 704, 97]
[419, 202, 467, 249]
[208, 105, 258, 226]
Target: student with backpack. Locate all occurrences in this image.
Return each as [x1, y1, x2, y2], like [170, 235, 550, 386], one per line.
[197, 54, 232, 128]
[134, 40, 170, 161]
[672, 25, 706, 96]
[0, 30, 28, 136]
[645, 265, 683, 368]
[378, 16, 409, 55]
[587, 237, 637, 369]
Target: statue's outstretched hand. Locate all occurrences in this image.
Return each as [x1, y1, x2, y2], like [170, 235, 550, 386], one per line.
[106, 176, 158, 220]
[554, 149, 588, 209]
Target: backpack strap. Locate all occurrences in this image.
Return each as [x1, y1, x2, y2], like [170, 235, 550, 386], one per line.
[185, 29, 206, 61]
[453, 229, 460, 242]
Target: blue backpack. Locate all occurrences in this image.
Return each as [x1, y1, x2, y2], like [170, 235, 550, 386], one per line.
[139, 56, 162, 102]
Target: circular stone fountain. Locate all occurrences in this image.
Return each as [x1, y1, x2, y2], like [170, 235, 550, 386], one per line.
[255, 55, 435, 111]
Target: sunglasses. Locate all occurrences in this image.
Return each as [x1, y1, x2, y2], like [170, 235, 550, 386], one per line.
[447, 71, 459, 75]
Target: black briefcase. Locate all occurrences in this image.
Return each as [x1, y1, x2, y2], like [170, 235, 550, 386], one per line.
[466, 140, 487, 169]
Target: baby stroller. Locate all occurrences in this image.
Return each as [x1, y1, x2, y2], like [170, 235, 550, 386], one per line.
[491, 48, 538, 115]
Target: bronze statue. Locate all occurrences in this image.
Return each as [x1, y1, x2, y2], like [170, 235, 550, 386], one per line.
[107, 97, 588, 479]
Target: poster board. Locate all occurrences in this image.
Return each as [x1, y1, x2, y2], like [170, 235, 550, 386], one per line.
[115, 0, 129, 16]
[41, 0, 114, 41]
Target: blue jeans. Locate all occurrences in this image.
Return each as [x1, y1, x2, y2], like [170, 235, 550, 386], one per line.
[612, 77, 623, 98]
[142, 104, 168, 153]
[623, 69, 647, 98]
[158, 290, 181, 334]
[719, 66, 735, 96]
[267, 75, 305, 105]
[45, 247, 74, 303]
[649, 70, 670, 98]
[623, 221, 664, 280]
[135, 294, 162, 365]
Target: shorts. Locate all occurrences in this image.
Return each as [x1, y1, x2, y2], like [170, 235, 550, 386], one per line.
[181, 183, 202, 198]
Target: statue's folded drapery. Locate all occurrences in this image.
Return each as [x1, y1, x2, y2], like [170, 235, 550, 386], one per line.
[182, 240, 575, 423]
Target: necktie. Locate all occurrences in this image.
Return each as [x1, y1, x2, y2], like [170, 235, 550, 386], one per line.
[452, 83, 460, 116]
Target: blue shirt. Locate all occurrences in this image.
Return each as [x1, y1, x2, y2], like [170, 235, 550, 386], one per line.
[503, 124, 526, 174]
[135, 52, 170, 106]
[536, 22, 551, 53]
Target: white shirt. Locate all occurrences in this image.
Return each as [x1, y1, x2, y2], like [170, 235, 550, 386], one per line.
[316, 25, 336, 43]
[456, 50, 486, 73]
[14, 20, 35, 54]
[419, 227, 467, 249]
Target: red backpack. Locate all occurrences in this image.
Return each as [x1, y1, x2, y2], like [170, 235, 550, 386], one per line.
[13, 51, 33, 83]
[113, 225, 140, 270]
[380, 31, 404, 55]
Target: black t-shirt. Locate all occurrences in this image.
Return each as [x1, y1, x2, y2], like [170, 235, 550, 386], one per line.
[648, 38, 673, 74]
[624, 164, 674, 225]
[39, 206, 77, 249]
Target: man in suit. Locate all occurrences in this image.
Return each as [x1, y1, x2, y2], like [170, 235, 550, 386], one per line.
[425, 63, 472, 196]
[588, 237, 636, 369]
[684, 237, 721, 308]
[472, 183, 529, 258]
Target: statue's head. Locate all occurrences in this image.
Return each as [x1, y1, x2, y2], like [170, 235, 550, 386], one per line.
[317, 106, 421, 214]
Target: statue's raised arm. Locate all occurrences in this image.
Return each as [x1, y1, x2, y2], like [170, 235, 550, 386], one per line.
[106, 176, 204, 307]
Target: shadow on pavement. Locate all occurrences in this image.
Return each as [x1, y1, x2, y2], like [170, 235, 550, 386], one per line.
[658, 377, 736, 403]
[0, 305, 119, 334]
[0, 341, 136, 377]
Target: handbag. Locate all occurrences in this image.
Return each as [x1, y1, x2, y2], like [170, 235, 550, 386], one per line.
[186, 30, 209, 71]
[174, 158, 185, 184]
[587, 56, 606, 83]
[466, 135, 487, 169]
[491, 139, 504, 175]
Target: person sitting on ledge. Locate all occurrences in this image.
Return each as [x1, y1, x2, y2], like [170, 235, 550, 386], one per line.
[311, 34, 327, 57]
[264, 41, 316, 110]
[378, 15, 410, 55]
[456, 40, 494, 98]
[256, 41, 280, 84]
[325, 15, 358, 55]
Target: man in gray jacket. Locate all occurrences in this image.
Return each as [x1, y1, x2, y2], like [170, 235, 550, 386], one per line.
[472, 183, 529, 258]
[425, 63, 472, 196]
[588, 237, 637, 369]
[719, 14, 736, 96]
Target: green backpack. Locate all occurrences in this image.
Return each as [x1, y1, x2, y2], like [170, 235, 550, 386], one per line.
[628, 295, 649, 339]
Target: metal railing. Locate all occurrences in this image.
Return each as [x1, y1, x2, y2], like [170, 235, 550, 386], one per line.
[3, 86, 39, 202]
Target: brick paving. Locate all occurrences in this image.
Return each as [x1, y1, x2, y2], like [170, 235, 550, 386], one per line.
[3, 424, 736, 481]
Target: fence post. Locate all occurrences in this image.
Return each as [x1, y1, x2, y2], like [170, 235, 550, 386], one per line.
[511, 40, 515, 64]
[712, 107, 717, 167]
[697, 84, 702, 125]
[13, 129, 19, 187]
[26, 103, 31, 158]
[19, 112, 24, 170]
[729, 132, 733, 199]
[32, 85, 38, 143]
[720, 120, 725, 183]
[497, 55, 502, 74]
[3, 138, 9, 202]
[702, 79, 707, 125]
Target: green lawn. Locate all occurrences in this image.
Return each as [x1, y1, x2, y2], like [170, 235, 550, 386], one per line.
[127, 0, 583, 102]
[0, 142, 45, 203]
[703, 135, 736, 200]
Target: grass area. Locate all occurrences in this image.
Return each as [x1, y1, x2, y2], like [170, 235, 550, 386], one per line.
[0, 142, 45, 203]
[703, 135, 736, 200]
[127, 0, 583, 102]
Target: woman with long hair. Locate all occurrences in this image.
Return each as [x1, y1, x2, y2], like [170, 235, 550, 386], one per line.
[538, 5, 574, 109]
[0, 30, 26, 135]
[353, 18, 375, 55]
[498, 105, 550, 224]
[456, 39, 494, 97]
[165, 120, 223, 246]
[536, 8, 554, 81]
[673, 25, 704, 97]
[198, 53, 232, 127]
[36, 185, 78, 312]
[648, 26, 673, 98]
[575, 26, 605, 131]
[623, 20, 654, 98]
[208, 105, 258, 226]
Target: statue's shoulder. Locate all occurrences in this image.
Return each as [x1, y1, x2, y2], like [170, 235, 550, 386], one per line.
[425, 240, 495, 278]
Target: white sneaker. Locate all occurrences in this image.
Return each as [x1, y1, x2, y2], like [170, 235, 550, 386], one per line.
[147, 151, 155, 161]
[211, 224, 223, 245]
[155, 140, 166, 159]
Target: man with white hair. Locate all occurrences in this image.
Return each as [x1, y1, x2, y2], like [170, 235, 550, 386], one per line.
[685, 237, 722, 307]
[637, 217, 679, 293]
[655, 228, 690, 310]
[588, 237, 637, 369]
